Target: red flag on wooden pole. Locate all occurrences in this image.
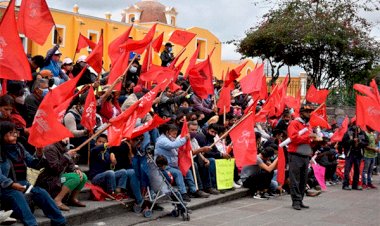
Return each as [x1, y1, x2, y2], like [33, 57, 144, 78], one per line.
[169, 30, 196, 47]
[108, 25, 133, 65]
[229, 113, 257, 168]
[86, 30, 104, 73]
[18, 0, 55, 45]
[306, 84, 329, 104]
[0, 0, 32, 81]
[178, 117, 192, 176]
[76, 33, 97, 53]
[330, 116, 349, 143]
[80, 86, 97, 132]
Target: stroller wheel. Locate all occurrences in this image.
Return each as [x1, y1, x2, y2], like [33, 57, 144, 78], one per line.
[171, 209, 179, 217]
[133, 204, 142, 213]
[182, 213, 190, 221]
[143, 209, 153, 218]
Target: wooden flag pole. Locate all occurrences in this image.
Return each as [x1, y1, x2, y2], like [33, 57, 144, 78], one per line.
[209, 111, 253, 149]
[190, 151, 199, 190]
[223, 106, 226, 125]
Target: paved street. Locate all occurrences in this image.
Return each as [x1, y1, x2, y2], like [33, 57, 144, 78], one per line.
[81, 176, 380, 226]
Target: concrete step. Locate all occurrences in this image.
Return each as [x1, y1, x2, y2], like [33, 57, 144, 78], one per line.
[13, 188, 250, 226]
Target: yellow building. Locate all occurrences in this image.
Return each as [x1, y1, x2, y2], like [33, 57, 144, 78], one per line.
[1, 0, 255, 80]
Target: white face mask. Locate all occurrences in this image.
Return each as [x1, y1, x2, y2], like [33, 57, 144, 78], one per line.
[15, 95, 26, 105]
[129, 66, 138, 74]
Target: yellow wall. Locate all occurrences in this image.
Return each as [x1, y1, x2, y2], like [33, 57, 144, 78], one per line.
[21, 8, 252, 78]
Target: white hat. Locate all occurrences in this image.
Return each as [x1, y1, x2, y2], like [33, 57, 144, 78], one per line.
[231, 89, 243, 98]
[54, 50, 62, 55]
[62, 57, 73, 65]
[76, 55, 87, 63]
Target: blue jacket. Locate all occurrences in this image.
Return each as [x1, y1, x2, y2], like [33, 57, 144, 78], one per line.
[154, 134, 186, 168]
[0, 143, 45, 189]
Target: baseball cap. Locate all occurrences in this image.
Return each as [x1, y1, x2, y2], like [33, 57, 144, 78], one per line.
[62, 58, 73, 65]
[76, 55, 87, 63]
[54, 50, 62, 55]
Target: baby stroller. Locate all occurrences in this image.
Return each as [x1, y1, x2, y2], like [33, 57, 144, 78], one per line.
[139, 150, 191, 221]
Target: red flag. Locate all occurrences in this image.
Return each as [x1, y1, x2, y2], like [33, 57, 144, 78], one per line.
[217, 85, 231, 115]
[130, 115, 170, 139]
[49, 67, 86, 109]
[122, 111, 138, 140]
[0, 0, 32, 81]
[136, 80, 170, 119]
[80, 86, 97, 132]
[17, 0, 55, 45]
[28, 102, 73, 148]
[152, 32, 164, 52]
[370, 79, 380, 104]
[106, 50, 130, 90]
[224, 61, 248, 88]
[185, 45, 200, 77]
[86, 31, 103, 73]
[260, 75, 268, 100]
[169, 82, 182, 93]
[240, 64, 264, 95]
[188, 56, 214, 99]
[84, 183, 109, 201]
[356, 95, 380, 131]
[108, 103, 139, 147]
[76, 33, 97, 53]
[139, 65, 176, 83]
[229, 113, 257, 167]
[284, 89, 301, 117]
[277, 145, 285, 185]
[108, 25, 133, 65]
[330, 116, 349, 143]
[354, 80, 380, 105]
[141, 45, 152, 73]
[120, 24, 157, 54]
[1, 79, 7, 95]
[169, 30, 196, 47]
[306, 84, 329, 104]
[309, 103, 331, 129]
[178, 117, 192, 176]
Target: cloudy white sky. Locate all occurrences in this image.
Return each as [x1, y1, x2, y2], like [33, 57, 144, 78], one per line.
[45, 0, 380, 74]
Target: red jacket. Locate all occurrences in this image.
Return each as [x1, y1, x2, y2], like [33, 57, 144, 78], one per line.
[287, 118, 311, 153]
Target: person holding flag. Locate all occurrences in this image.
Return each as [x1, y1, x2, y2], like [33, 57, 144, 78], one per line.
[160, 42, 175, 67]
[287, 103, 318, 210]
[154, 123, 209, 202]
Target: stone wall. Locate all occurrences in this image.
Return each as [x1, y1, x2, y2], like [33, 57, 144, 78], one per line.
[326, 106, 355, 125]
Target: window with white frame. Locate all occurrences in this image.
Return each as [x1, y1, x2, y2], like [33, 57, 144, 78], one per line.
[87, 30, 99, 52]
[52, 25, 66, 47]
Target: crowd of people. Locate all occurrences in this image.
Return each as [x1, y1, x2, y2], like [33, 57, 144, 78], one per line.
[0, 41, 379, 226]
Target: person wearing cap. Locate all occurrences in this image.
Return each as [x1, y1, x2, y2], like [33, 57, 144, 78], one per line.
[72, 55, 97, 86]
[42, 37, 69, 85]
[61, 58, 74, 79]
[287, 103, 318, 210]
[160, 42, 174, 67]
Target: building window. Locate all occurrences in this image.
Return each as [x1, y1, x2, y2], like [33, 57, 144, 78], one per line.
[171, 16, 176, 26]
[129, 14, 135, 23]
[52, 25, 65, 47]
[88, 30, 99, 52]
[19, 35, 28, 54]
[196, 38, 207, 60]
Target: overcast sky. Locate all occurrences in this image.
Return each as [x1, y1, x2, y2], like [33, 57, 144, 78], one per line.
[45, 0, 380, 75]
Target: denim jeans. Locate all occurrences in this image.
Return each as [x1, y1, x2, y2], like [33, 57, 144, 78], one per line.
[1, 181, 66, 226]
[166, 166, 197, 194]
[91, 169, 128, 193]
[91, 169, 142, 203]
[132, 155, 150, 188]
[362, 157, 375, 185]
[208, 158, 217, 188]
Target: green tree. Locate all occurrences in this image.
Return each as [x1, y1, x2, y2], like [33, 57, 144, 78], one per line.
[237, 0, 380, 89]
